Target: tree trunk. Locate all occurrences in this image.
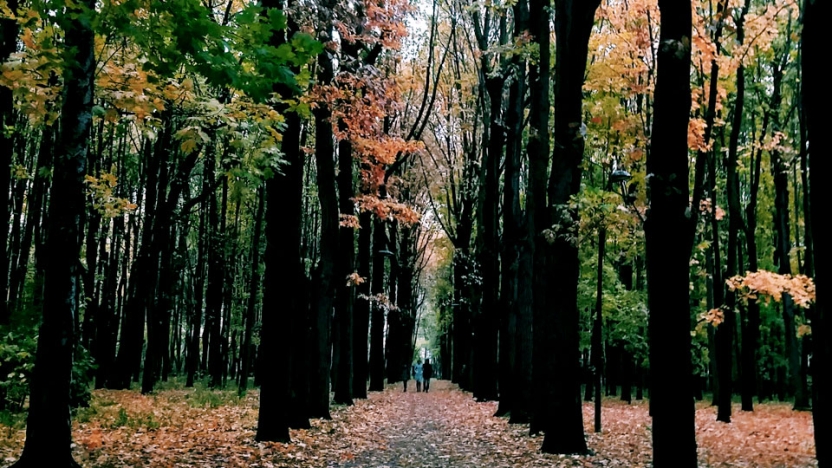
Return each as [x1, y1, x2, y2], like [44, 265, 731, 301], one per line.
[9, 1, 93, 464]
[527, 0, 550, 437]
[473, 71, 502, 404]
[353, 209, 372, 398]
[726, 0, 751, 411]
[498, 4, 528, 417]
[0, 0, 18, 325]
[369, 215, 387, 391]
[646, 0, 698, 465]
[802, 3, 830, 464]
[540, 0, 600, 453]
[240, 186, 265, 394]
[309, 13, 338, 418]
[205, 148, 225, 388]
[334, 126, 355, 406]
[111, 125, 165, 389]
[256, 0, 309, 438]
[10, 124, 53, 313]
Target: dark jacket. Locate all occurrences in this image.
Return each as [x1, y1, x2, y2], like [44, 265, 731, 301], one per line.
[423, 362, 433, 379]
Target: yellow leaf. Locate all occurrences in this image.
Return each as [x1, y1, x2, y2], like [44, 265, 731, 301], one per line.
[181, 139, 198, 154]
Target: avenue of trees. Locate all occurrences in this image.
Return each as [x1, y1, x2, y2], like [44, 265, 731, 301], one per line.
[0, 0, 828, 466]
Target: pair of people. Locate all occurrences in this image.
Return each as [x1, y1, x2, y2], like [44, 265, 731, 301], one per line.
[402, 358, 433, 392]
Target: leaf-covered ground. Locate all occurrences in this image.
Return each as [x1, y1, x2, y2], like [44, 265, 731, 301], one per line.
[0, 380, 817, 467]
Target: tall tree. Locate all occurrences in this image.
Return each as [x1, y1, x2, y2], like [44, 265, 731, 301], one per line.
[0, 0, 19, 326]
[309, 0, 338, 419]
[539, 0, 601, 454]
[256, 0, 313, 441]
[646, 0, 697, 465]
[9, 0, 95, 465]
[802, 0, 830, 464]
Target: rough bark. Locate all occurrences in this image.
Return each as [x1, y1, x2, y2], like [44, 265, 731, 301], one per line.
[9, 1, 93, 464]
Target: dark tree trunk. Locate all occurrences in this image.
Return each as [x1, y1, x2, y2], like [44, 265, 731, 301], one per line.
[473, 66, 503, 404]
[10, 124, 53, 313]
[802, 3, 831, 465]
[592, 228, 606, 432]
[9, 1, 93, 464]
[385, 221, 401, 385]
[498, 3, 528, 417]
[397, 225, 416, 381]
[527, 0, 550, 437]
[205, 148, 225, 388]
[772, 146, 805, 409]
[143, 134, 199, 393]
[309, 14, 338, 418]
[256, 0, 309, 439]
[353, 209, 372, 398]
[646, 0, 698, 465]
[620, 350, 632, 404]
[0, 0, 18, 325]
[111, 126, 165, 389]
[186, 179, 208, 387]
[240, 186, 265, 395]
[713, 148, 734, 422]
[81, 120, 104, 349]
[334, 127, 355, 406]
[726, 0, 752, 412]
[369, 215, 387, 391]
[539, 0, 600, 453]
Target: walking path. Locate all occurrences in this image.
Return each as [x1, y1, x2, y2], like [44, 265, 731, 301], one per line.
[334, 380, 537, 468]
[6, 379, 814, 467]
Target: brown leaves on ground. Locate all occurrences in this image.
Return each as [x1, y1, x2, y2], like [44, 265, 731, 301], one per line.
[0, 381, 817, 467]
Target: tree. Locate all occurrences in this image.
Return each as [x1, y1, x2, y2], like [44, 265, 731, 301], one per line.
[645, 0, 697, 465]
[538, 0, 601, 454]
[9, 0, 95, 465]
[0, 0, 18, 326]
[802, 0, 830, 464]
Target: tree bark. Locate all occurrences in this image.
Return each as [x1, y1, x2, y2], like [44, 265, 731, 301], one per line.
[539, 0, 600, 453]
[309, 10, 338, 417]
[527, 0, 550, 437]
[499, 0, 528, 418]
[240, 186, 265, 395]
[353, 209, 372, 398]
[802, 2, 830, 465]
[334, 126, 355, 405]
[0, 0, 18, 325]
[9, 1, 93, 464]
[256, 0, 309, 439]
[646, 0, 698, 465]
[369, 215, 387, 391]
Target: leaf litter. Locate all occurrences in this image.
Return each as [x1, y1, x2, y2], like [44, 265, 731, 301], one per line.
[0, 381, 817, 467]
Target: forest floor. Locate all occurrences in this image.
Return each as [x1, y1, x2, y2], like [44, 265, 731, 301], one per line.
[0, 380, 817, 467]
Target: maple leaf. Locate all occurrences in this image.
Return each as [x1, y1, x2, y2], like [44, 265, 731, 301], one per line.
[345, 272, 365, 287]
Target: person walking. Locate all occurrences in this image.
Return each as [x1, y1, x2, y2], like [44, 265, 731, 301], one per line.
[423, 358, 433, 393]
[401, 363, 410, 392]
[412, 359, 424, 392]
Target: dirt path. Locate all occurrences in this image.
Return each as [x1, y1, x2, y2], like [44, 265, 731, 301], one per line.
[1, 380, 815, 467]
[337, 381, 449, 468]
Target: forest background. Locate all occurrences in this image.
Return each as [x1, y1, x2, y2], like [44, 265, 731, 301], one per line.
[0, 0, 830, 466]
